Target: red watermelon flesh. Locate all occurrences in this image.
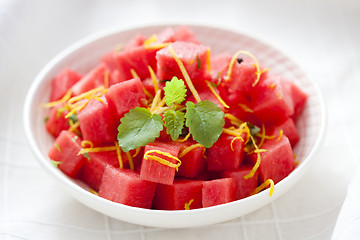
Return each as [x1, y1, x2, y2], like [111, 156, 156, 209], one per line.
[176, 140, 206, 179]
[71, 63, 109, 96]
[156, 26, 200, 44]
[105, 77, 146, 121]
[267, 118, 300, 147]
[101, 52, 130, 85]
[122, 33, 146, 51]
[207, 133, 246, 171]
[140, 141, 181, 185]
[78, 150, 125, 191]
[50, 68, 82, 101]
[141, 77, 165, 97]
[48, 130, 85, 178]
[45, 104, 69, 137]
[220, 165, 259, 200]
[250, 73, 294, 124]
[283, 80, 308, 120]
[156, 41, 210, 85]
[152, 179, 203, 210]
[210, 53, 232, 80]
[78, 98, 117, 146]
[250, 136, 295, 184]
[98, 166, 157, 209]
[202, 178, 236, 208]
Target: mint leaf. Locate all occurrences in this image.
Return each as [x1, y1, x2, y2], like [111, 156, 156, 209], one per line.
[164, 109, 185, 141]
[247, 122, 261, 136]
[117, 107, 163, 152]
[185, 100, 225, 148]
[163, 77, 187, 106]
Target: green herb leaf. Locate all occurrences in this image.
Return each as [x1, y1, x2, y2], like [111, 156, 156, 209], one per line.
[51, 160, 61, 168]
[185, 100, 225, 148]
[247, 122, 261, 136]
[68, 113, 78, 124]
[44, 116, 49, 123]
[54, 143, 61, 152]
[164, 109, 185, 141]
[82, 152, 91, 161]
[163, 77, 187, 106]
[117, 107, 163, 152]
[196, 54, 201, 70]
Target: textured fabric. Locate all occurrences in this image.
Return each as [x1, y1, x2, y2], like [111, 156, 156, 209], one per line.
[1, 0, 360, 239]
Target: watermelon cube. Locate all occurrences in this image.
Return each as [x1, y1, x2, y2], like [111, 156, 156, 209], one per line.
[207, 133, 246, 171]
[251, 73, 294, 124]
[176, 141, 206, 179]
[156, 41, 210, 85]
[250, 136, 295, 184]
[152, 179, 203, 210]
[202, 178, 236, 207]
[71, 63, 109, 96]
[45, 104, 70, 137]
[140, 141, 181, 185]
[156, 26, 199, 44]
[283, 80, 308, 120]
[48, 130, 85, 178]
[98, 166, 157, 209]
[268, 118, 300, 147]
[49, 68, 81, 101]
[220, 165, 259, 200]
[122, 33, 146, 51]
[105, 77, 146, 121]
[78, 98, 117, 146]
[210, 53, 232, 80]
[79, 150, 124, 191]
[101, 52, 130, 85]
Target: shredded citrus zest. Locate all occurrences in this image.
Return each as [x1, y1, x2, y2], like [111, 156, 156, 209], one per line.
[89, 189, 99, 196]
[150, 89, 162, 113]
[205, 81, 229, 108]
[184, 199, 194, 210]
[277, 92, 282, 99]
[130, 68, 140, 79]
[125, 151, 134, 170]
[230, 136, 244, 151]
[148, 65, 159, 93]
[257, 124, 267, 148]
[178, 143, 204, 158]
[295, 160, 300, 166]
[238, 103, 254, 113]
[132, 147, 141, 158]
[144, 150, 181, 171]
[114, 141, 123, 169]
[104, 70, 110, 89]
[252, 179, 274, 197]
[78, 146, 117, 155]
[42, 89, 72, 108]
[168, 46, 201, 103]
[206, 48, 211, 74]
[81, 140, 94, 148]
[144, 42, 170, 50]
[144, 34, 157, 46]
[268, 82, 276, 89]
[225, 50, 261, 87]
[68, 120, 80, 133]
[176, 133, 191, 142]
[277, 129, 283, 141]
[189, 59, 194, 65]
[224, 113, 243, 127]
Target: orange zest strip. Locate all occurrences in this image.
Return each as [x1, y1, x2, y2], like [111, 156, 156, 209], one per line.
[145, 43, 170, 50]
[125, 151, 134, 170]
[104, 70, 110, 89]
[148, 65, 159, 93]
[224, 113, 243, 126]
[176, 133, 191, 143]
[238, 103, 253, 113]
[277, 129, 283, 141]
[184, 199, 194, 210]
[77, 146, 117, 155]
[252, 179, 274, 197]
[205, 81, 229, 108]
[206, 48, 211, 74]
[89, 189, 99, 196]
[81, 140, 94, 148]
[168, 46, 201, 103]
[225, 50, 261, 87]
[68, 120, 80, 133]
[114, 141, 123, 169]
[130, 68, 153, 99]
[42, 89, 72, 108]
[132, 147, 141, 158]
[150, 89, 162, 113]
[230, 136, 244, 151]
[178, 143, 204, 158]
[144, 150, 181, 171]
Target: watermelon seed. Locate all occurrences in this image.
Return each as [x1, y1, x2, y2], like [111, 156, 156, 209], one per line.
[237, 58, 243, 64]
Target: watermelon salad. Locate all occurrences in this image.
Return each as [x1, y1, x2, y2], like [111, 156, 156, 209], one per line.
[43, 26, 307, 210]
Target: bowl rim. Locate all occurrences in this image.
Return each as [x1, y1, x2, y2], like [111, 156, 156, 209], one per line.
[23, 22, 327, 228]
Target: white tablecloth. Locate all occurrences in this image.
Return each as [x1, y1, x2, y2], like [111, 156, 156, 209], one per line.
[1, 0, 360, 239]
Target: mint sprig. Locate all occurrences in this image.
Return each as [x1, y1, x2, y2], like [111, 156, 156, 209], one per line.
[185, 100, 225, 148]
[117, 107, 163, 152]
[163, 109, 185, 141]
[163, 77, 187, 106]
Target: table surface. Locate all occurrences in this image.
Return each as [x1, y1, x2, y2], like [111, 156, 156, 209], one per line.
[1, 0, 360, 239]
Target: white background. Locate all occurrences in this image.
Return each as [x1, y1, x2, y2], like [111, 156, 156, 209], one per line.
[1, 0, 360, 239]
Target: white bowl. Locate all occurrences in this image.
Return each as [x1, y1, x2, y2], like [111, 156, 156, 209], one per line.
[23, 24, 326, 228]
